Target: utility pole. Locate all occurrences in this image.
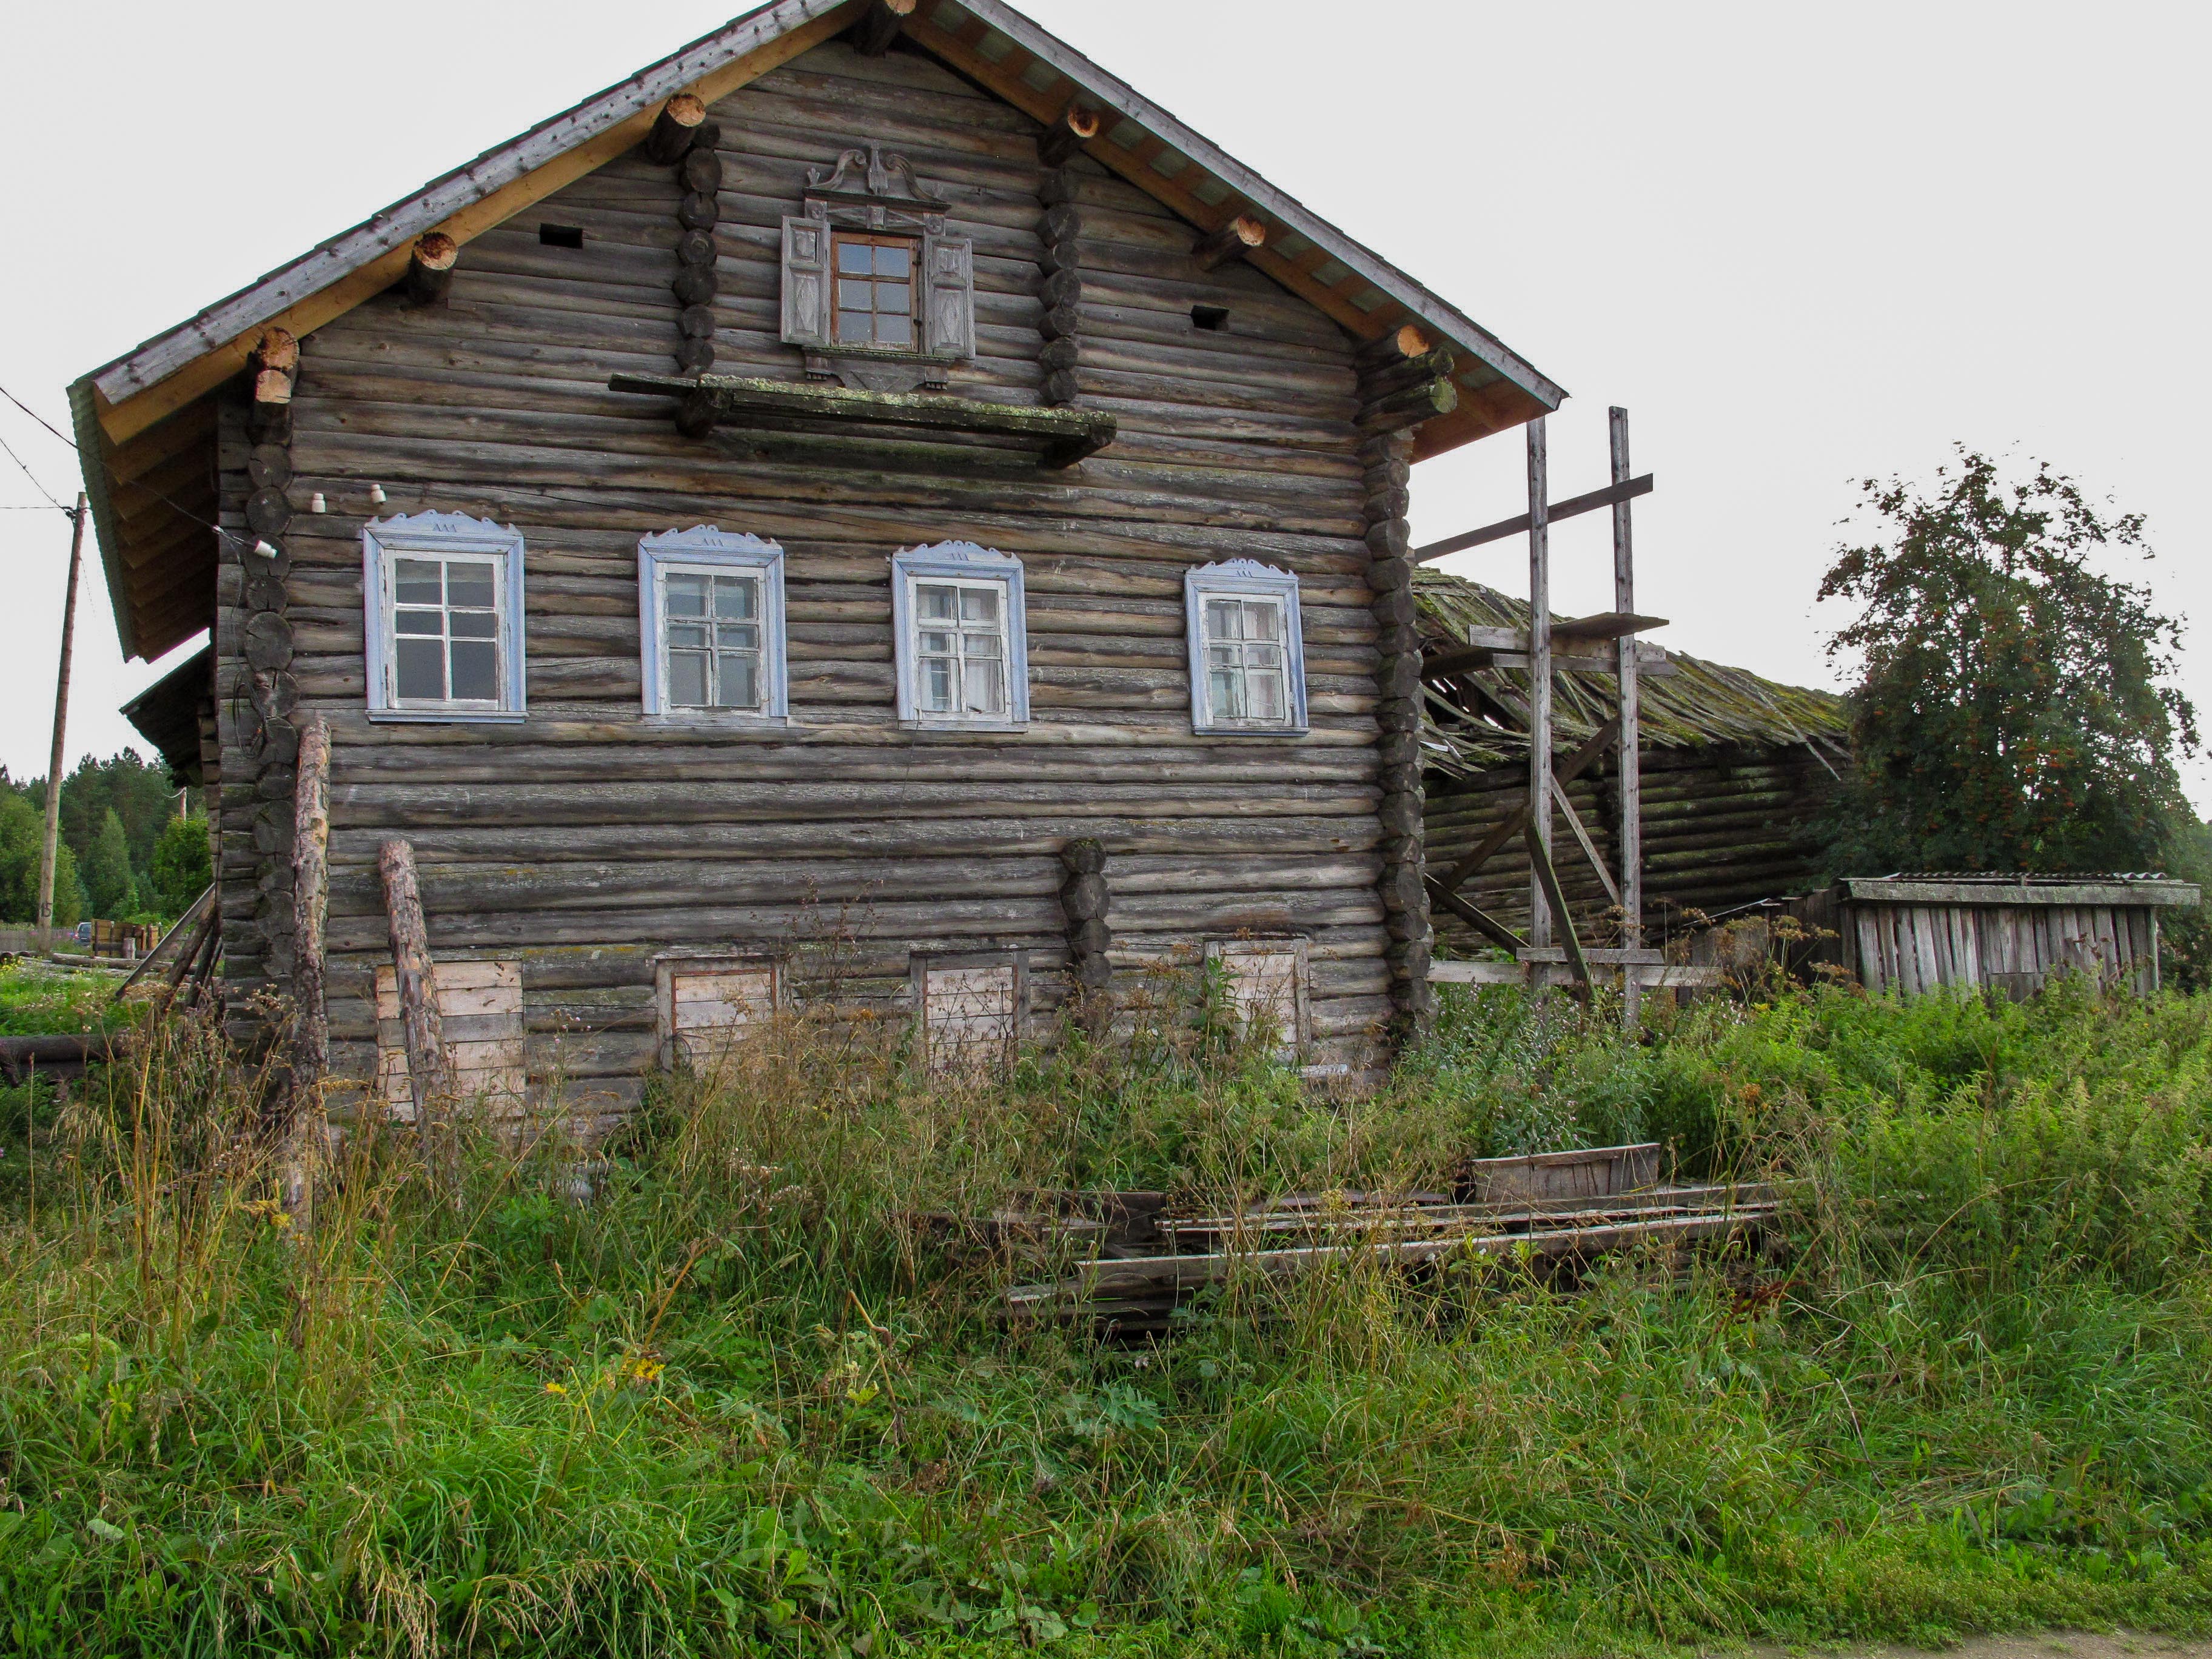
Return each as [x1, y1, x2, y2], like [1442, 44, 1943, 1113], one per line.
[38, 492, 87, 946]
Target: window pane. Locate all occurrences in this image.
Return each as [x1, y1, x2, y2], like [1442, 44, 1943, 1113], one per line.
[1204, 597, 1240, 641]
[446, 564, 495, 609]
[668, 621, 709, 651]
[837, 278, 873, 310]
[1205, 644, 1239, 672]
[965, 658, 1004, 715]
[395, 637, 446, 702]
[1208, 667, 1241, 720]
[964, 629, 1002, 660]
[919, 585, 958, 621]
[919, 629, 954, 656]
[719, 654, 759, 709]
[395, 558, 443, 606]
[714, 577, 756, 620]
[837, 310, 873, 343]
[960, 586, 999, 624]
[449, 611, 498, 639]
[874, 244, 910, 277]
[837, 241, 873, 273]
[720, 623, 759, 653]
[665, 574, 707, 617]
[1246, 640, 1284, 674]
[450, 641, 498, 702]
[875, 311, 912, 347]
[922, 659, 954, 712]
[1248, 669, 1285, 722]
[395, 608, 444, 637]
[1247, 600, 1282, 641]
[876, 281, 910, 313]
[668, 650, 709, 708]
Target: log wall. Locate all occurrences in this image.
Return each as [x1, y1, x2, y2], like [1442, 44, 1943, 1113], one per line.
[1424, 742, 1839, 948]
[210, 38, 1394, 1113]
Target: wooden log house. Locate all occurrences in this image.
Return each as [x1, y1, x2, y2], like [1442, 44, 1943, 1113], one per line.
[76, 0, 1565, 1114]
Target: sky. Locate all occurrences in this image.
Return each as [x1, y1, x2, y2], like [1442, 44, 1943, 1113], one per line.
[2, 1, 2206, 802]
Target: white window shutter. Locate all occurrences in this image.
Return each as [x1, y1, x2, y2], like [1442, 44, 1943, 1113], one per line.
[920, 232, 975, 359]
[780, 216, 832, 347]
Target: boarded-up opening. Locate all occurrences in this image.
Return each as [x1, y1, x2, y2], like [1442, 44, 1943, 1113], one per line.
[1205, 937, 1309, 1060]
[655, 954, 782, 1068]
[913, 954, 1027, 1074]
[374, 958, 526, 1117]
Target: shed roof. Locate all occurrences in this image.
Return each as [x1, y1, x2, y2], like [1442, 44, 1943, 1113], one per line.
[70, 0, 1562, 663]
[1837, 874, 2203, 908]
[1414, 568, 1851, 779]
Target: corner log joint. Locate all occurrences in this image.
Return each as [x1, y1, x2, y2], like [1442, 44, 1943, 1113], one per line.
[850, 0, 917, 56]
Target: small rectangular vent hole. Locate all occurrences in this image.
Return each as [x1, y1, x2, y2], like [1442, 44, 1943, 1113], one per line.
[1191, 304, 1230, 332]
[539, 224, 585, 249]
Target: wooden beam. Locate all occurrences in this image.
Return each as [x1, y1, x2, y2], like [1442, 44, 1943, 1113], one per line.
[642, 93, 709, 164]
[1551, 611, 1666, 642]
[1193, 214, 1266, 271]
[1426, 881, 1527, 953]
[379, 838, 451, 1171]
[1524, 826, 1589, 986]
[1356, 377, 1456, 435]
[1036, 101, 1101, 167]
[850, 0, 916, 55]
[1527, 418, 1553, 951]
[1415, 474, 1655, 563]
[401, 232, 457, 307]
[291, 717, 332, 1093]
[1431, 714, 1621, 897]
[91, 1, 855, 447]
[1354, 322, 1432, 372]
[1611, 404, 1644, 1028]
[1552, 777, 1621, 908]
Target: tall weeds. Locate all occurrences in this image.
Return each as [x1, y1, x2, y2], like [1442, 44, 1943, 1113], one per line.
[4, 980, 2212, 1655]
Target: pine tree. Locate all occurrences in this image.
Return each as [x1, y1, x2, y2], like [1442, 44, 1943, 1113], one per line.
[81, 808, 138, 921]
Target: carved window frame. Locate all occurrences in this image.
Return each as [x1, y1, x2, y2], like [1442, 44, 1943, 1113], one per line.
[780, 142, 974, 392]
[1184, 560, 1309, 737]
[891, 541, 1031, 732]
[636, 526, 789, 724]
[363, 512, 528, 723]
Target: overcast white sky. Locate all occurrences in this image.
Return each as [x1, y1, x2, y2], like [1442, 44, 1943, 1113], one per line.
[2, 2, 2206, 803]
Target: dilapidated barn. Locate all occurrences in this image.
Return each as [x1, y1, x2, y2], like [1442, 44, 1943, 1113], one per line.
[1415, 568, 1849, 951]
[83, 0, 1572, 1113]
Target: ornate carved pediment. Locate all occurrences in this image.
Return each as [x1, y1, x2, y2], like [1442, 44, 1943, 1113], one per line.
[805, 142, 947, 208]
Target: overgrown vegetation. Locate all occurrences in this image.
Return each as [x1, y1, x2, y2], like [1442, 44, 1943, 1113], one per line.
[6, 979, 2212, 1656]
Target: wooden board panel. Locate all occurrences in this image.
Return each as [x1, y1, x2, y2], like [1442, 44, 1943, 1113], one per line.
[1204, 937, 1309, 1060]
[921, 960, 1021, 1073]
[373, 958, 527, 1117]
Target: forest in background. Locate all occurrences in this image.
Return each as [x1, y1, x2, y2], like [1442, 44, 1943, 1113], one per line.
[0, 749, 208, 930]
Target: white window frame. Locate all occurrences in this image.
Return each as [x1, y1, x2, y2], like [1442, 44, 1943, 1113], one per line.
[1184, 560, 1309, 737]
[637, 527, 788, 723]
[890, 541, 1030, 731]
[363, 512, 528, 722]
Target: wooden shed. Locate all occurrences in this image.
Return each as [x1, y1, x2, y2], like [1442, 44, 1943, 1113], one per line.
[1790, 874, 2202, 999]
[1415, 569, 1849, 951]
[74, 0, 1567, 1114]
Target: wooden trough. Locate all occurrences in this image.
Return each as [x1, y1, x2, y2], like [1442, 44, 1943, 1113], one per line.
[990, 1144, 1778, 1335]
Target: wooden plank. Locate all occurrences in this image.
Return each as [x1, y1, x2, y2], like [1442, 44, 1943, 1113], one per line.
[1428, 960, 1524, 985]
[1550, 777, 1620, 908]
[1413, 474, 1655, 563]
[1523, 828, 1589, 986]
[1838, 878, 2202, 908]
[1853, 911, 1882, 992]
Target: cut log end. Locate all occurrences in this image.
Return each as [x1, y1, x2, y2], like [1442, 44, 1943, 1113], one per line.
[403, 232, 458, 306]
[1193, 214, 1268, 271]
[1036, 102, 1103, 166]
[252, 328, 298, 373]
[643, 93, 710, 164]
[851, 0, 917, 55]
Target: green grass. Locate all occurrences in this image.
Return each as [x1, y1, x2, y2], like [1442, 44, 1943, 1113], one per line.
[5, 978, 2212, 1655]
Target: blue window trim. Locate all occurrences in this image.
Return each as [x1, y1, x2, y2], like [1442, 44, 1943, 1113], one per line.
[890, 541, 1031, 731]
[637, 526, 789, 723]
[363, 511, 528, 723]
[1184, 558, 1309, 736]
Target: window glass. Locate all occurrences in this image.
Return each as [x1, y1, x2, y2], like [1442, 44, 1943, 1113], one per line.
[662, 568, 764, 711]
[390, 554, 502, 705]
[1200, 594, 1289, 724]
[833, 234, 919, 350]
[914, 578, 1009, 717]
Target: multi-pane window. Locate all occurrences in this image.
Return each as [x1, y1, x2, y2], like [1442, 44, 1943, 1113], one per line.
[636, 528, 787, 722]
[892, 543, 1031, 729]
[392, 555, 503, 705]
[914, 581, 1007, 717]
[834, 233, 917, 349]
[1201, 595, 1289, 725]
[1184, 560, 1309, 736]
[662, 568, 763, 712]
[364, 512, 526, 721]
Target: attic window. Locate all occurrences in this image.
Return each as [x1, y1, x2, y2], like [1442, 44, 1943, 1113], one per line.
[1191, 304, 1230, 333]
[538, 224, 585, 249]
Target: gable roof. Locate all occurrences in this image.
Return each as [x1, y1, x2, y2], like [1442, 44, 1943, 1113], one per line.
[72, 0, 1564, 661]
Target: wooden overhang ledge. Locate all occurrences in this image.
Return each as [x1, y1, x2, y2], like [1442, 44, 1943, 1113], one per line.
[607, 372, 1118, 468]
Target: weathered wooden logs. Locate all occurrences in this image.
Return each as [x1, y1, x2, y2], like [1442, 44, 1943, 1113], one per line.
[1362, 431, 1432, 1037]
[850, 0, 916, 55]
[1060, 836, 1113, 1034]
[404, 232, 457, 306]
[1355, 322, 1432, 373]
[378, 838, 451, 1127]
[1356, 377, 1458, 435]
[643, 93, 709, 164]
[290, 716, 332, 1091]
[1193, 214, 1267, 271]
[1037, 102, 1101, 167]
[649, 97, 722, 374]
[247, 327, 297, 443]
[1037, 166, 1084, 407]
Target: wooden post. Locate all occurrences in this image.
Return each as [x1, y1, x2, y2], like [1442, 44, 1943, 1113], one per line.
[1193, 214, 1267, 270]
[1611, 406, 1644, 1027]
[152, 896, 218, 1019]
[36, 494, 86, 948]
[1526, 418, 1553, 951]
[378, 839, 451, 1168]
[291, 719, 332, 1087]
[1037, 102, 1101, 167]
[403, 232, 457, 306]
[642, 93, 708, 164]
[1524, 828, 1590, 988]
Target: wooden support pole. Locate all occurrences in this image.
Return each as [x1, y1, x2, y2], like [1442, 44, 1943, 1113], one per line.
[642, 93, 709, 164]
[1524, 828, 1589, 986]
[1036, 101, 1101, 167]
[1426, 880, 1528, 953]
[1526, 417, 1553, 950]
[850, 0, 916, 55]
[151, 896, 218, 1020]
[181, 915, 220, 1009]
[1193, 213, 1267, 270]
[1612, 406, 1644, 1027]
[290, 717, 331, 1089]
[1431, 716, 1621, 898]
[36, 494, 85, 947]
[403, 232, 457, 306]
[1552, 777, 1621, 908]
[1413, 473, 1654, 563]
[378, 839, 450, 1159]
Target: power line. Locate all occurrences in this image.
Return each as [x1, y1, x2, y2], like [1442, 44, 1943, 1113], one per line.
[0, 427, 68, 514]
[0, 383, 77, 451]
